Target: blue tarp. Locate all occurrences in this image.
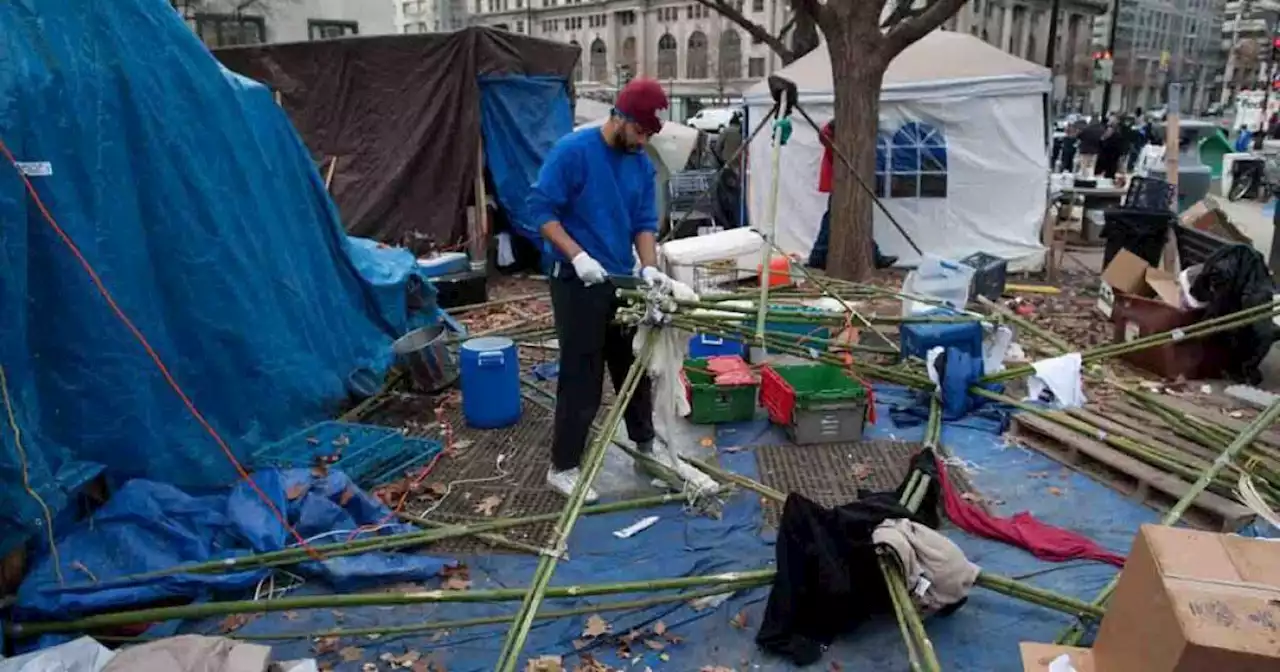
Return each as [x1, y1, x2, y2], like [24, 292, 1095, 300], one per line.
[177, 386, 1162, 671]
[13, 468, 450, 638]
[0, 0, 428, 554]
[479, 75, 573, 248]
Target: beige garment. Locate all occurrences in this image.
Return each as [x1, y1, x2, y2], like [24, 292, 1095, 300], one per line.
[101, 635, 271, 672]
[872, 518, 980, 611]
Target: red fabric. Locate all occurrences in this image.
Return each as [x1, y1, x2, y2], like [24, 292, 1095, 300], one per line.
[934, 456, 1126, 567]
[615, 78, 669, 136]
[817, 121, 835, 193]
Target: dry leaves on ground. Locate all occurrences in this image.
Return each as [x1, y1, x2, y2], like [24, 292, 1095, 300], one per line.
[699, 437, 715, 447]
[581, 613, 611, 638]
[1047, 486, 1064, 496]
[729, 610, 749, 629]
[525, 655, 564, 672]
[652, 621, 666, 636]
[282, 610, 300, 621]
[380, 649, 423, 668]
[700, 667, 736, 672]
[442, 564, 472, 591]
[850, 462, 873, 481]
[217, 612, 261, 634]
[474, 494, 503, 516]
[339, 646, 365, 662]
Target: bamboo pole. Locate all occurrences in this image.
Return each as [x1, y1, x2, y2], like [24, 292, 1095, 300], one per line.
[106, 585, 754, 643]
[9, 570, 773, 637]
[493, 332, 659, 671]
[446, 292, 549, 316]
[1056, 398, 1280, 645]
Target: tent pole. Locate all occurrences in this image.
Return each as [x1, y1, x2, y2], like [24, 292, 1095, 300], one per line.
[472, 136, 489, 266]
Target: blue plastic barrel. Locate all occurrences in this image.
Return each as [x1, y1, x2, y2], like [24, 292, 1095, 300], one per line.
[459, 336, 521, 429]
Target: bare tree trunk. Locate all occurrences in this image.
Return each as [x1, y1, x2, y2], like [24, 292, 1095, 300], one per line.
[826, 38, 885, 281]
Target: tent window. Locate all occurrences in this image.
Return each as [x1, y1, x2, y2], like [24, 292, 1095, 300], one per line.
[880, 122, 947, 199]
[657, 34, 678, 80]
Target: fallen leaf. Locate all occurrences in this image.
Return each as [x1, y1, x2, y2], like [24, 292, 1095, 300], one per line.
[474, 494, 503, 516]
[338, 487, 355, 507]
[729, 610, 749, 629]
[313, 635, 340, 655]
[652, 620, 667, 636]
[218, 612, 260, 634]
[331, 609, 345, 621]
[643, 639, 666, 651]
[282, 610, 300, 621]
[444, 573, 471, 591]
[1047, 486, 1063, 496]
[380, 650, 422, 668]
[581, 613, 611, 638]
[339, 646, 365, 662]
[525, 655, 563, 672]
[699, 437, 715, 447]
[425, 482, 449, 497]
[285, 482, 308, 500]
[960, 492, 983, 503]
[619, 629, 642, 644]
[367, 633, 382, 640]
[850, 462, 873, 480]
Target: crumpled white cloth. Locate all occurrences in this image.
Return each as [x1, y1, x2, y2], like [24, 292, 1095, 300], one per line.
[0, 637, 115, 672]
[633, 300, 718, 497]
[872, 518, 980, 611]
[101, 635, 271, 672]
[1026, 352, 1086, 409]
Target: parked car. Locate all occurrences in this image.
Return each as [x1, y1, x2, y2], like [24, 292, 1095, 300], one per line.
[685, 108, 736, 133]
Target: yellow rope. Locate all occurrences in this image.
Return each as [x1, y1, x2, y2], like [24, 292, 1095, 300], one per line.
[0, 364, 64, 585]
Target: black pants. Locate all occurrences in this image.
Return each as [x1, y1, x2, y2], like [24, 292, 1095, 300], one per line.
[549, 274, 654, 471]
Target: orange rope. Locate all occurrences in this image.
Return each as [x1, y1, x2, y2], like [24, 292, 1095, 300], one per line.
[0, 136, 320, 558]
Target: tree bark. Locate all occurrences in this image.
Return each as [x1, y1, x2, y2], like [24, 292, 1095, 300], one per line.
[825, 38, 886, 281]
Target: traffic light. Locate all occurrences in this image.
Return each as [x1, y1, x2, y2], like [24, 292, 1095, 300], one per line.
[1092, 50, 1114, 84]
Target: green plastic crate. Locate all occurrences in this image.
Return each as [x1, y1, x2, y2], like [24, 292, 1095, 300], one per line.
[682, 358, 758, 424]
[768, 363, 867, 410]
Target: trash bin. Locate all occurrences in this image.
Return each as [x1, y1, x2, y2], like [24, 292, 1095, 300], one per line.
[1101, 209, 1176, 268]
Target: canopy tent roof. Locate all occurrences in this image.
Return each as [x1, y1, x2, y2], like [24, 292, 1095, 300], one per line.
[217, 28, 578, 247]
[744, 31, 1051, 104]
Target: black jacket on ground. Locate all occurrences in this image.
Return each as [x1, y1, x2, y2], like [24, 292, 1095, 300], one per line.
[756, 451, 944, 665]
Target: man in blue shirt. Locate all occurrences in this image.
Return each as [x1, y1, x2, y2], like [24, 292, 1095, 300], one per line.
[527, 78, 681, 501]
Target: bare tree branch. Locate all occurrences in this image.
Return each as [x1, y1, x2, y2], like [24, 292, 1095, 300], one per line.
[694, 0, 796, 63]
[881, 0, 927, 29]
[882, 0, 969, 57]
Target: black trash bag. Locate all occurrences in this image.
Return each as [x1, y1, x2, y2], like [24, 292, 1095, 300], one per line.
[1189, 244, 1277, 385]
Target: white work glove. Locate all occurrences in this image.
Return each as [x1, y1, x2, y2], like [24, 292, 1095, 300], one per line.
[641, 266, 698, 302]
[571, 252, 607, 286]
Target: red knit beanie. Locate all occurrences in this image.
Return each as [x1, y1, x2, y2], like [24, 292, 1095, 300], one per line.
[614, 78, 668, 136]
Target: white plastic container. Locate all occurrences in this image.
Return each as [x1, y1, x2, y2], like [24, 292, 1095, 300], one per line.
[901, 255, 976, 315]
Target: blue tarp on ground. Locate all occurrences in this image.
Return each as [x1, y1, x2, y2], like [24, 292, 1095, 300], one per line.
[13, 468, 450, 642]
[0, 0, 428, 554]
[479, 75, 573, 248]
[177, 386, 1161, 671]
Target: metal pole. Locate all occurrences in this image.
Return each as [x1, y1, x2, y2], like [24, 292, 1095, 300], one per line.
[1100, 0, 1121, 117]
[1043, 0, 1062, 138]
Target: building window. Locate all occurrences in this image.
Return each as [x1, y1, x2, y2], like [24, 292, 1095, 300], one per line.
[619, 10, 636, 26]
[516, 19, 524, 33]
[476, 0, 482, 12]
[590, 38, 608, 82]
[748, 56, 765, 78]
[570, 40, 583, 82]
[417, 22, 427, 33]
[878, 122, 948, 199]
[687, 31, 709, 79]
[308, 20, 359, 40]
[192, 13, 266, 47]
[752, 0, 764, 11]
[621, 36, 637, 77]
[657, 33, 678, 79]
[719, 29, 742, 79]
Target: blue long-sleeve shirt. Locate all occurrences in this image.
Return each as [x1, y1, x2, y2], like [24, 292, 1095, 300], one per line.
[526, 127, 658, 276]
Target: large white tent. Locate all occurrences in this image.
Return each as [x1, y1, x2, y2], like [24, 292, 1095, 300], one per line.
[744, 31, 1052, 270]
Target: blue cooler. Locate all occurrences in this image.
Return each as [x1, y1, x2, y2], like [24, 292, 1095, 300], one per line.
[460, 337, 521, 429]
[688, 333, 747, 359]
[899, 313, 984, 363]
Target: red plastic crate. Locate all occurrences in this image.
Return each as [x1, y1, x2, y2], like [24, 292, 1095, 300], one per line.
[759, 365, 796, 425]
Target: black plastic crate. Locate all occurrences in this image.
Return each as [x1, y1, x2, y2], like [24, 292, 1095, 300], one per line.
[960, 251, 1007, 302]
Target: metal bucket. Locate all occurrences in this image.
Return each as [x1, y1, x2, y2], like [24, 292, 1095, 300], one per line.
[392, 325, 458, 392]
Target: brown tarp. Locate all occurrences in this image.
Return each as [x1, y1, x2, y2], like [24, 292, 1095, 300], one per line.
[215, 28, 578, 247]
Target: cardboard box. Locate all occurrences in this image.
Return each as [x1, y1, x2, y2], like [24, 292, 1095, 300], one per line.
[1180, 198, 1251, 244]
[1020, 643, 1096, 671]
[1096, 249, 1183, 317]
[1093, 525, 1280, 672]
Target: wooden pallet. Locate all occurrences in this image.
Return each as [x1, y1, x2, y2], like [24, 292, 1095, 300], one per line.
[1012, 414, 1254, 532]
